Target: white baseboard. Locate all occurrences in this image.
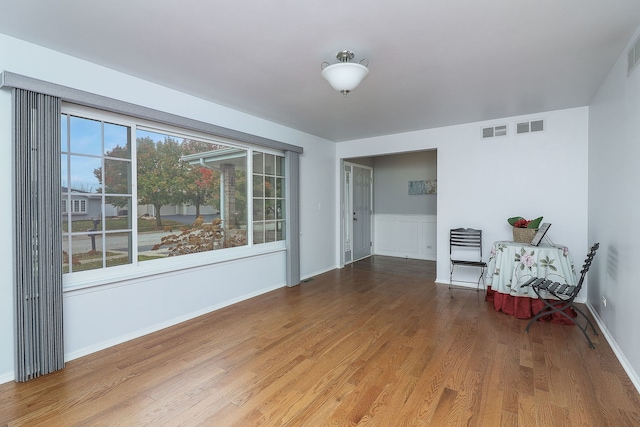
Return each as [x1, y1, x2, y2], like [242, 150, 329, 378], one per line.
[301, 265, 339, 281]
[375, 249, 436, 261]
[0, 371, 13, 384]
[586, 302, 640, 394]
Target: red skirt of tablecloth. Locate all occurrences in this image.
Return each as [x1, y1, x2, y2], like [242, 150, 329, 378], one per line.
[485, 286, 576, 324]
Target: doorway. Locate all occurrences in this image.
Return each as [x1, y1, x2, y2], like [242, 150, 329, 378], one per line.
[341, 150, 437, 267]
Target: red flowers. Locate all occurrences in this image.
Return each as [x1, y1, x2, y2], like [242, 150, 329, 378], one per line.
[513, 218, 530, 228]
[508, 216, 543, 229]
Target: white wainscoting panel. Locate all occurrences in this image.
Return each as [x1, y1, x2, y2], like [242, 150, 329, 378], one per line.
[374, 214, 437, 260]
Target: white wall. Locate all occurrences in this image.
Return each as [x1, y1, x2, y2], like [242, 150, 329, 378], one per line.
[0, 34, 337, 382]
[374, 214, 437, 260]
[588, 24, 640, 387]
[336, 107, 589, 286]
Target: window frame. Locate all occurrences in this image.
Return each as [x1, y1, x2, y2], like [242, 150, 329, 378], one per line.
[61, 103, 287, 291]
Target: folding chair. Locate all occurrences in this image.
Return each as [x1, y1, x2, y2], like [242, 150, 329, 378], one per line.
[449, 228, 487, 297]
[521, 243, 600, 348]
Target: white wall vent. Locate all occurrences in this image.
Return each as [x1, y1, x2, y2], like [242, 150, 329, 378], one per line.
[516, 119, 544, 134]
[628, 35, 640, 76]
[482, 124, 507, 138]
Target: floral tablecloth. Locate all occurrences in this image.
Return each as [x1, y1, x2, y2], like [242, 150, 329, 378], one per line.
[485, 241, 577, 321]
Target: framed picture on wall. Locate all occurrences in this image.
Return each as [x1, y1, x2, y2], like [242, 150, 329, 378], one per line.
[408, 180, 437, 195]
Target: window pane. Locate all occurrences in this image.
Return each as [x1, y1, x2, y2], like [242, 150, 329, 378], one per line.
[104, 123, 131, 159]
[104, 158, 132, 195]
[253, 152, 263, 174]
[61, 203, 69, 234]
[61, 154, 69, 187]
[71, 232, 104, 272]
[253, 223, 264, 244]
[253, 198, 264, 221]
[276, 177, 284, 198]
[105, 197, 132, 229]
[265, 176, 275, 197]
[276, 220, 285, 241]
[105, 233, 132, 267]
[61, 115, 69, 152]
[276, 156, 284, 176]
[62, 234, 71, 273]
[70, 116, 102, 156]
[276, 199, 285, 220]
[265, 221, 277, 242]
[69, 155, 101, 194]
[265, 199, 275, 220]
[253, 174, 263, 197]
[264, 153, 275, 175]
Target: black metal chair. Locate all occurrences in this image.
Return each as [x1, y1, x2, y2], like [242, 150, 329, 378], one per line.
[521, 243, 599, 348]
[449, 228, 487, 297]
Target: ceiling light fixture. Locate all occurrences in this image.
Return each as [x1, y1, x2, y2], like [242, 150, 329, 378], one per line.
[321, 51, 369, 97]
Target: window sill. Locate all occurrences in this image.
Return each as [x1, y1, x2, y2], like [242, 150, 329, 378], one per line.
[63, 241, 286, 294]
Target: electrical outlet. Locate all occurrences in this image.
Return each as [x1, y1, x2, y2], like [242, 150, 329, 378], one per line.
[602, 296, 607, 307]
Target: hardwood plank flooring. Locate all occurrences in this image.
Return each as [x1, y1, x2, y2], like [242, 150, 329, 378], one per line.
[1, 255, 639, 426]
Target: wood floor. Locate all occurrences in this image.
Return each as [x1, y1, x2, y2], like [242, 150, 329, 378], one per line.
[1, 256, 639, 426]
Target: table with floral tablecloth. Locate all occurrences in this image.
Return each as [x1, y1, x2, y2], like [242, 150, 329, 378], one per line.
[485, 241, 577, 321]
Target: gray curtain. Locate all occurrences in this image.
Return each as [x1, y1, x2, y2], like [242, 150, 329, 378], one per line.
[285, 151, 300, 287]
[13, 88, 64, 382]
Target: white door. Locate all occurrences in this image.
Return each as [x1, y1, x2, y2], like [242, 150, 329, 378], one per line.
[352, 164, 372, 261]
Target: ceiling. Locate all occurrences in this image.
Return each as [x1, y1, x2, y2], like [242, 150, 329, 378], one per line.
[1, 1, 640, 142]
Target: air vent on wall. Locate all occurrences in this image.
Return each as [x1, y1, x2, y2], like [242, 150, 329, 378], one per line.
[628, 34, 640, 76]
[516, 119, 544, 134]
[482, 124, 507, 138]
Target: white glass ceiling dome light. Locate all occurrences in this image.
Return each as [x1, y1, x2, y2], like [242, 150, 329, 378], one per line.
[321, 51, 369, 97]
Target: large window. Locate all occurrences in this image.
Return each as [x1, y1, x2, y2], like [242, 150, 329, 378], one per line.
[61, 107, 285, 276]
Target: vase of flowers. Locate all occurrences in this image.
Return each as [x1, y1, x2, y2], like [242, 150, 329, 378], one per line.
[508, 216, 543, 243]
